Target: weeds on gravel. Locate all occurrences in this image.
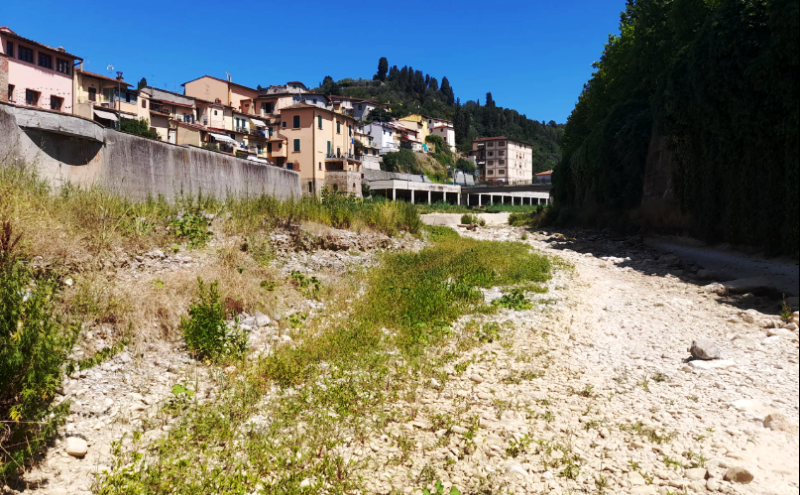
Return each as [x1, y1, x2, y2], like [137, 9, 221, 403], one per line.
[460, 214, 485, 227]
[420, 480, 462, 495]
[491, 288, 533, 311]
[179, 278, 248, 363]
[781, 296, 793, 323]
[621, 421, 675, 444]
[425, 225, 461, 243]
[0, 222, 79, 481]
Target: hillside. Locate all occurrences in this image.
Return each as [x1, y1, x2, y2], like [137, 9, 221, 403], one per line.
[312, 59, 564, 173]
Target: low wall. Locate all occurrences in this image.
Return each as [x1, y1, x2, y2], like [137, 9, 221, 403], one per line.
[0, 102, 301, 201]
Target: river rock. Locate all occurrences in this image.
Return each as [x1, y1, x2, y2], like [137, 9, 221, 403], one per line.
[723, 466, 754, 484]
[763, 413, 799, 435]
[65, 437, 88, 458]
[690, 339, 721, 360]
[685, 468, 707, 480]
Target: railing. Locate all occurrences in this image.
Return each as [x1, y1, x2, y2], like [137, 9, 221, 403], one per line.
[325, 153, 362, 162]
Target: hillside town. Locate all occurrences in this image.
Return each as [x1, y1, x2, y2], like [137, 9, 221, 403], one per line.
[0, 26, 550, 201]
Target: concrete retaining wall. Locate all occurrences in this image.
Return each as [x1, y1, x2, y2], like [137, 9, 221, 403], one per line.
[0, 102, 301, 201]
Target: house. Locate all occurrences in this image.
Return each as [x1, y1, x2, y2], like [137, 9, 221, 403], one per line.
[278, 102, 361, 195]
[535, 170, 553, 184]
[74, 69, 139, 123]
[397, 114, 429, 147]
[353, 99, 388, 121]
[427, 118, 456, 152]
[471, 136, 533, 184]
[259, 81, 308, 95]
[0, 26, 81, 113]
[355, 126, 382, 170]
[139, 87, 197, 144]
[181, 75, 258, 113]
[363, 121, 399, 154]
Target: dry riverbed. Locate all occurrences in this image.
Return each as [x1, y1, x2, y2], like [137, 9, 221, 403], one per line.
[13, 222, 800, 495]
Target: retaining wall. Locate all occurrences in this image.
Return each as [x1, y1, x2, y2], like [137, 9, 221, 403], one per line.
[0, 102, 301, 201]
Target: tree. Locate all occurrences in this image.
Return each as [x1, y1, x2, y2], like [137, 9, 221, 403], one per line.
[377, 57, 389, 81]
[428, 77, 439, 92]
[382, 149, 421, 174]
[455, 157, 477, 173]
[413, 70, 426, 94]
[137, 77, 147, 90]
[319, 76, 340, 95]
[485, 92, 496, 108]
[366, 107, 393, 122]
[440, 77, 455, 106]
[120, 117, 160, 140]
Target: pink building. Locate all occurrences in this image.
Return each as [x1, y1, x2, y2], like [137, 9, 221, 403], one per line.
[0, 27, 82, 114]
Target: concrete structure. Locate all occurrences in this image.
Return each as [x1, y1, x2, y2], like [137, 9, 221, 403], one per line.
[0, 27, 81, 113]
[181, 75, 258, 113]
[0, 101, 300, 201]
[461, 183, 552, 206]
[352, 99, 388, 121]
[364, 170, 460, 204]
[471, 136, 533, 184]
[277, 102, 362, 196]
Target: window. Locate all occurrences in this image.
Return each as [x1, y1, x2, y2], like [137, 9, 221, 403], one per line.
[308, 182, 313, 193]
[257, 145, 262, 154]
[499, 150, 505, 156]
[336, 147, 341, 157]
[499, 160, 505, 165]
[125, 91, 137, 104]
[6, 41, 13, 58]
[267, 143, 273, 153]
[8, 84, 15, 101]
[498, 141, 506, 147]
[488, 151, 494, 157]
[498, 170, 505, 175]
[293, 115, 300, 128]
[214, 110, 218, 116]
[487, 141, 494, 147]
[56, 58, 70, 75]
[327, 141, 331, 154]
[88, 87, 97, 102]
[318, 162, 322, 171]
[38, 53, 52, 69]
[372, 149, 377, 156]
[336, 121, 341, 134]
[268, 127, 273, 137]
[348, 124, 352, 136]
[488, 170, 494, 175]
[358, 104, 363, 110]
[50, 95, 63, 111]
[488, 160, 494, 166]
[103, 88, 116, 103]
[18, 46, 33, 63]
[141, 99, 147, 108]
[318, 115, 323, 129]
[184, 114, 191, 123]
[293, 139, 300, 152]
[25, 89, 39, 106]
[282, 121, 287, 128]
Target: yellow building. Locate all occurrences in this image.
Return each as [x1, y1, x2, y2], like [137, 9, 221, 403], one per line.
[182, 75, 258, 113]
[278, 102, 361, 195]
[397, 114, 429, 147]
[73, 69, 141, 123]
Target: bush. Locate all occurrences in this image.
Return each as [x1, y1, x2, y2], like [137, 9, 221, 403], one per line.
[460, 214, 485, 226]
[180, 279, 247, 363]
[169, 213, 212, 248]
[1, 222, 78, 480]
[382, 149, 421, 174]
[119, 118, 161, 140]
[425, 225, 460, 243]
[455, 158, 476, 173]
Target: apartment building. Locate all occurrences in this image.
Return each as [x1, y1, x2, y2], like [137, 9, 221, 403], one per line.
[363, 121, 399, 154]
[471, 136, 533, 184]
[74, 69, 139, 122]
[397, 114, 429, 145]
[182, 75, 258, 113]
[278, 102, 361, 195]
[1, 26, 81, 113]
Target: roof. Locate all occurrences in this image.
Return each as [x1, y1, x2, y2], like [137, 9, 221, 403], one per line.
[536, 170, 553, 176]
[1, 26, 83, 61]
[78, 70, 131, 87]
[181, 75, 257, 93]
[286, 81, 307, 87]
[152, 99, 194, 109]
[473, 136, 509, 142]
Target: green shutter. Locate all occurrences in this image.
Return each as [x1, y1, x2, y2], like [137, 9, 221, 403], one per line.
[336, 121, 341, 133]
[294, 139, 300, 152]
[293, 115, 300, 128]
[318, 115, 323, 129]
[327, 141, 331, 154]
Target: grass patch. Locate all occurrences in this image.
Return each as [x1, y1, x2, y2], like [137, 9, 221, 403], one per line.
[97, 237, 551, 493]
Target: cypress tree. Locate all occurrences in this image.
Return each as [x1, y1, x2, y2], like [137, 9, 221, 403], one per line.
[377, 57, 389, 81]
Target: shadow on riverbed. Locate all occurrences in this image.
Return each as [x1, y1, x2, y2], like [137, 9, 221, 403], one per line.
[531, 227, 799, 317]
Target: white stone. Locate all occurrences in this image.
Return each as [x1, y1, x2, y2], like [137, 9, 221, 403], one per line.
[685, 467, 707, 480]
[65, 437, 88, 457]
[688, 360, 735, 370]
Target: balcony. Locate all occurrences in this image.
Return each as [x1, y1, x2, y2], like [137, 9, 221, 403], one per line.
[325, 153, 362, 162]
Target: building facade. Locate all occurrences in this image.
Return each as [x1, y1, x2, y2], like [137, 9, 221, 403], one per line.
[182, 75, 258, 113]
[278, 102, 361, 195]
[471, 136, 533, 184]
[397, 114, 429, 145]
[1, 27, 81, 113]
[427, 117, 456, 152]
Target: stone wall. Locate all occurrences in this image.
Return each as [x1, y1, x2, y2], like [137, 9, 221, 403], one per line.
[0, 55, 8, 104]
[325, 171, 363, 197]
[0, 102, 301, 201]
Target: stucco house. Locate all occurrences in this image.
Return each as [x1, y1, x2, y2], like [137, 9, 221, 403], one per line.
[363, 121, 399, 154]
[181, 75, 258, 113]
[74, 69, 139, 123]
[397, 114, 430, 146]
[1, 26, 81, 114]
[427, 117, 456, 152]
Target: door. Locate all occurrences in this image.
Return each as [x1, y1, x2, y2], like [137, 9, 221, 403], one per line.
[168, 129, 176, 144]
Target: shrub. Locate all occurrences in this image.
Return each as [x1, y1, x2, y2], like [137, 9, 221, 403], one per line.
[119, 117, 161, 140]
[169, 213, 212, 248]
[460, 214, 485, 226]
[492, 288, 533, 311]
[180, 279, 247, 363]
[425, 225, 460, 243]
[1, 222, 78, 480]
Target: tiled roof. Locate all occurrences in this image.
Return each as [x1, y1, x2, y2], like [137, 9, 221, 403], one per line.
[1, 26, 83, 60]
[79, 70, 131, 87]
[181, 75, 257, 93]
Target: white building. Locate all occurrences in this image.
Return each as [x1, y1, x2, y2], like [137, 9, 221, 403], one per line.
[363, 121, 399, 154]
[428, 118, 456, 152]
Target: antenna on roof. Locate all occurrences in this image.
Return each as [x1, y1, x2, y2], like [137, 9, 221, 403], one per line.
[225, 72, 231, 82]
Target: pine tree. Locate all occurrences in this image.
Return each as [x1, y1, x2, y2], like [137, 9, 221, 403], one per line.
[441, 77, 455, 106]
[377, 57, 389, 81]
[137, 77, 147, 90]
[413, 70, 426, 94]
[428, 77, 439, 91]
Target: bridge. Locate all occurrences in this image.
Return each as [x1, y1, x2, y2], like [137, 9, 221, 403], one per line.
[460, 183, 553, 207]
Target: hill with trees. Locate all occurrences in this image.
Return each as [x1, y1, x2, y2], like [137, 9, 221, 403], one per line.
[313, 58, 564, 174]
[553, 0, 798, 255]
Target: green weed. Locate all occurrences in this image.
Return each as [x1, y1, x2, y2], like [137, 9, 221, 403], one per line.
[179, 278, 247, 363]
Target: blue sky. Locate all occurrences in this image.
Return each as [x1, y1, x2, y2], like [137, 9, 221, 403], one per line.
[4, 0, 623, 123]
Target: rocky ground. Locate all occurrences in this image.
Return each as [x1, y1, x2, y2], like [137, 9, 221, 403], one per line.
[11, 221, 799, 495]
[361, 226, 798, 494]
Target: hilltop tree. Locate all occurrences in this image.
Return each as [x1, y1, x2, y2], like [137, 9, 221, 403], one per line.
[441, 77, 455, 106]
[377, 57, 389, 81]
[428, 77, 439, 92]
[137, 77, 147, 89]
